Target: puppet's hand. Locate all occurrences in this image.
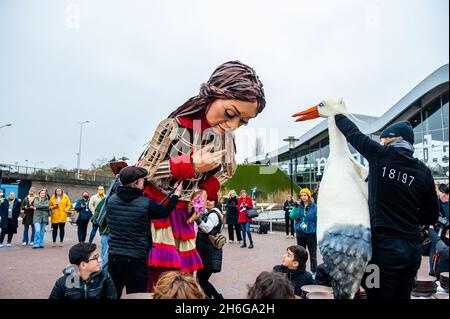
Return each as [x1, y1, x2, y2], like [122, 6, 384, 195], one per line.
[192, 144, 225, 174]
[187, 211, 199, 224]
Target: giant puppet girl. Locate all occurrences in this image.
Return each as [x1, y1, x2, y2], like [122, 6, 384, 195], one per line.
[137, 61, 266, 291]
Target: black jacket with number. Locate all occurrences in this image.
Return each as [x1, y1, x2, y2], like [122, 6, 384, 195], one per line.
[106, 186, 178, 260]
[335, 115, 439, 240]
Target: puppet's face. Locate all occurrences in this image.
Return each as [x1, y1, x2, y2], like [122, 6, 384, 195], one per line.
[205, 99, 258, 135]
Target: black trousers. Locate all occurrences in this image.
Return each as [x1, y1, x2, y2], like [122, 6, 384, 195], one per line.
[108, 254, 148, 299]
[0, 219, 14, 244]
[284, 212, 294, 236]
[362, 234, 421, 300]
[296, 232, 317, 273]
[197, 268, 221, 299]
[77, 219, 90, 242]
[51, 223, 65, 243]
[227, 224, 242, 242]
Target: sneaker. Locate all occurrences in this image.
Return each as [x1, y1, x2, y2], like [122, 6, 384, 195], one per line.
[286, 235, 290, 239]
[30, 242, 34, 246]
[22, 242, 27, 246]
[6, 243, 12, 247]
[0, 244, 4, 248]
[228, 240, 234, 244]
[59, 242, 64, 247]
[240, 243, 247, 248]
[52, 242, 56, 247]
[248, 243, 254, 249]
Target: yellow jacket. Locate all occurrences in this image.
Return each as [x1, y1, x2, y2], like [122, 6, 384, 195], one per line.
[49, 195, 72, 224]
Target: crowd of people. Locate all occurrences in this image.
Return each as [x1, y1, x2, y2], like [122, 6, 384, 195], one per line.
[0, 185, 106, 249]
[1, 175, 448, 300]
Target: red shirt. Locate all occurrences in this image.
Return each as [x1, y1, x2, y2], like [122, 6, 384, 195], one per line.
[238, 196, 254, 223]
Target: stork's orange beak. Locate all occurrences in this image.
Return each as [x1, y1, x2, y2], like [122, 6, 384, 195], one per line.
[292, 106, 320, 122]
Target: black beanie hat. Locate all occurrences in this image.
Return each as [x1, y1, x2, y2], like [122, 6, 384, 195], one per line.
[380, 121, 414, 144]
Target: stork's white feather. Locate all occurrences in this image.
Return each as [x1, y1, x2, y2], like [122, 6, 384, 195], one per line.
[311, 98, 371, 240]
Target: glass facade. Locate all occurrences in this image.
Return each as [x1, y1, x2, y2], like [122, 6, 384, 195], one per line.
[411, 92, 449, 181]
[277, 91, 449, 192]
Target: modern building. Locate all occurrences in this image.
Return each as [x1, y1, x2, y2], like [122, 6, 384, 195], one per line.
[250, 64, 449, 192]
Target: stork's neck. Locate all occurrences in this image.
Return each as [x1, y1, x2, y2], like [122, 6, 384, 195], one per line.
[328, 116, 351, 157]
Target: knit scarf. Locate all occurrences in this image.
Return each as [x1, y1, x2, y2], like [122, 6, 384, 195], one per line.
[390, 140, 414, 153]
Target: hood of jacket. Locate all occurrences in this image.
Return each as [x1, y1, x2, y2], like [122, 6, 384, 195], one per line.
[62, 264, 102, 282]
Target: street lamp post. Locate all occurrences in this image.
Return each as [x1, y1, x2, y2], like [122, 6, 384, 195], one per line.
[283, 136, 299, 196]
[76, 121, 90, 179]
[77, 121, 89, 179]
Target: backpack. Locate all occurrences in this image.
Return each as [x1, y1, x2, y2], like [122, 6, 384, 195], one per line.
[207, 208, 226, 249]
[259, 223, 269, 234]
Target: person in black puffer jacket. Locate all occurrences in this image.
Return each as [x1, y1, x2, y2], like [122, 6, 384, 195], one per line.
[49, 243, 117, 299]
[195, 200, 224, 299]
[106, 166, 182, 298]
[225, 190, 242, 243]
[273, 245, 315, 296]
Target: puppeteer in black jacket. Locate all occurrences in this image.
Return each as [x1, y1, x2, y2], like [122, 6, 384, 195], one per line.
[335, 115, 439, 240]
[335, 114, 439, 299]
[106, 186, 179, 260]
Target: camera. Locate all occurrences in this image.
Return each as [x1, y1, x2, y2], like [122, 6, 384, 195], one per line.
[436, 216, 449, 229]
[439, 183, 449, 195]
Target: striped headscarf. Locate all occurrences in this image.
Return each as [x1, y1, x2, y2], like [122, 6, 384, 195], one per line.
[169, 61, 266, 119]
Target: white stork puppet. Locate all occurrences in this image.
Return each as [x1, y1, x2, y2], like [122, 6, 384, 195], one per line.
[292, 98, 372, 299]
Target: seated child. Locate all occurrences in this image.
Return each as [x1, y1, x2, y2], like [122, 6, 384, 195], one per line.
[49, 243, 117, 299]
[273, 245, 315, 296]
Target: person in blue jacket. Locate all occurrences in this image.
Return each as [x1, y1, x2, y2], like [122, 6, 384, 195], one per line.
[290, 188, 317, 274]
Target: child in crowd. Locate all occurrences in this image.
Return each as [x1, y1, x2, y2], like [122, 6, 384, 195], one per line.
[273, 245, 315, 296]
[49, 243, 117, 299]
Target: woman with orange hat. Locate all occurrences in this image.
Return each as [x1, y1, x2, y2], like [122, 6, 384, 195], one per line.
[290, 188, 317, 274]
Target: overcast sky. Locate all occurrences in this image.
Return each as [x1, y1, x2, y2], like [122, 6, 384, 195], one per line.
[0, 0, 448, 170]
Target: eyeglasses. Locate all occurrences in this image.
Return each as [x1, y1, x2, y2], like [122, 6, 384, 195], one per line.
[86, 254, 100, 263]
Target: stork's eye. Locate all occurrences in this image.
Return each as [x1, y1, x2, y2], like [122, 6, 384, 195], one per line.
[319, 102, 325, 107]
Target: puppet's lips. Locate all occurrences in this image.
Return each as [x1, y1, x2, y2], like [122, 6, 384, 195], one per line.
[216, 123, 231, 134]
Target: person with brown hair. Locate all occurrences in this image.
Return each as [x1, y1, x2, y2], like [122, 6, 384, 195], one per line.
[247, 271, 295, 299]
[49, 187, 72, 247]
[138, 60, 266, 289]
[32, 189, 50, 249]
[195, 200, 225, 299]
[273, 245, 314, 295]
[290, 188, 318, 274]
[21, 187, 36, 246]
[153, 271, 206, 299]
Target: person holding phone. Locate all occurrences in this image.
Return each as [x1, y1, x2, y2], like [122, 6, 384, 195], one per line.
[290, 188, 317, 275]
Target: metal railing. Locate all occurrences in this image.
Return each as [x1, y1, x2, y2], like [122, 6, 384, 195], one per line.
[0, 163, 113, 184]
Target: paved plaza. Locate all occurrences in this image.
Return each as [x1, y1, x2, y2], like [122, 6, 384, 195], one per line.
[0, 221, 431, 299]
